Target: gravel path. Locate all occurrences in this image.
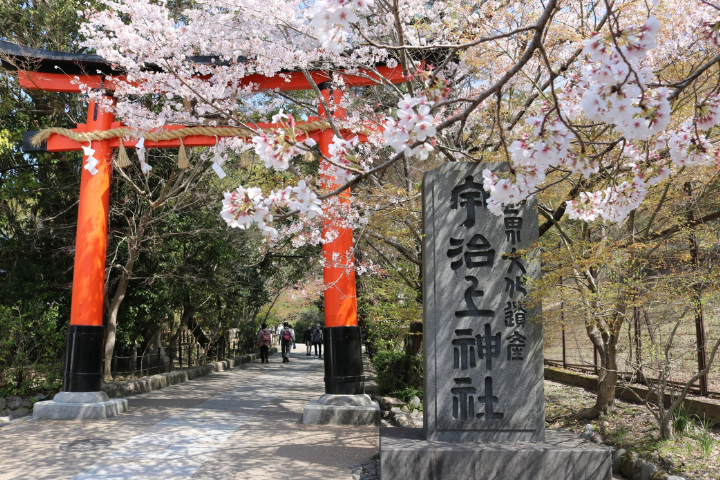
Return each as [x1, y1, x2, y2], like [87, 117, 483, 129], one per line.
[0, 350, 377, 480]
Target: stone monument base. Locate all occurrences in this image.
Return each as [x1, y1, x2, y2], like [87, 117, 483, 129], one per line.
[380, 427, 612, 480]
[33, 391, 128, 420]
[302, 394, 380, 426]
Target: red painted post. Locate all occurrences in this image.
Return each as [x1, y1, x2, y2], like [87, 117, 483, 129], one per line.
[319, 128, 358, 328]
[63, 98, 115, 392]
[318, 86, 364, 395]
[318, 86, 357, 328]
[70, 100, 114, 327]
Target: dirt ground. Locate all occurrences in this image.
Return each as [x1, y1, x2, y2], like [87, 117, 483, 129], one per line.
[545, 380, 720, 480]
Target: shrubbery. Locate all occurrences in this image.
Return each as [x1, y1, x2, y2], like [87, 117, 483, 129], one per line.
[0, 302, 65, 397]
[372, 349, 423, 402]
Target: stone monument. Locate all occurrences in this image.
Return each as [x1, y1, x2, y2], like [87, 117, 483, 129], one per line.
[379, 162, 612, 479]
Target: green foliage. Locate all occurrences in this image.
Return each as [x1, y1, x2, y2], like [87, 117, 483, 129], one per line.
[372, 349, 423, 401]
[0, 302, 65, 397]
[672, 403, 717, 458]
[296, 307, 324, 329]
[106, 160, 318, 356]
[390, 387, 423, 409]
[357, 272, 422, 354]
[0, 0, 95, 396]
[673, 402, 693, 436]
[696, 418, 715, 458]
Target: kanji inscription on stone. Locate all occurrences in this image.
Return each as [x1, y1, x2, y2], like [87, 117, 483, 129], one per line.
[423, 162, 544, 442]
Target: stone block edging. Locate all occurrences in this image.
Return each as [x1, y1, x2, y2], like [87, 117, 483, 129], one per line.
[101, 347, 277, 398]
[1, 393, 47, 421]
[544, 366, 720, 424]
[614, 449, 685, 480]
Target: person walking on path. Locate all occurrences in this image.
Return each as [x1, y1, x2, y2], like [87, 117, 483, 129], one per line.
[312, 324, 323, 358]
[289, 323, 296, 354]
[256, 323, 272, 363]
[280, 322, 295, 363]
[275, 323, 283, 346]
[303, 326, 313, 356]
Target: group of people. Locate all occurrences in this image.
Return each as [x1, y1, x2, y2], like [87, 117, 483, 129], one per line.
[256, 321, 324, 364]
[303, 324, 324, 358]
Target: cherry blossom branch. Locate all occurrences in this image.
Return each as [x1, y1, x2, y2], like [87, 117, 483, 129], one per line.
[356, 24, 538, 52]
[366, 229, 421, 265]
[666, 52, 720, 101]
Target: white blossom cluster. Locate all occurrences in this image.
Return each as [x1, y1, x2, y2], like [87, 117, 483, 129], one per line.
[382, 95, 436, 160]
[280, 194, 370, 248]
[220, 180, 322, 237]
[78, 0, 720, 236]
[478, 14, 714, 224]
[252, 111, 317, 171]
[325, 135, 359, 184]
[577, 17, 668, 140]
[566, 179, 648, 223]
[310, 0, 374, 53]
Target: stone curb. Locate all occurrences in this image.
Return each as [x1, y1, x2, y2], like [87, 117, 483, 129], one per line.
[101, 347, 277, 398]
[615, 449, 685, 480]
[350, 458, 379, 480]
[303, 400, 381, 426]
[0, 394, 48, 422]
[544, 366, 720, 424]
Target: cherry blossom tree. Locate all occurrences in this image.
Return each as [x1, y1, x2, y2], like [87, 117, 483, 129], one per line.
[76, 0, 720, 237]
[75, 0, 720, 412]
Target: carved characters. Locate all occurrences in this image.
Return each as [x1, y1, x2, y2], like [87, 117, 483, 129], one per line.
[503, 206, 523, 245]
[504, 301, 527, 327]
[455, 276, 495, 318]
[476, 323, 501, 370]
[507, 331, 527, 361]
[444, 172, 533, 426]
[450, 175, 486, 228]
[453, 329, 477, 370]
[447, 234, 495, 270]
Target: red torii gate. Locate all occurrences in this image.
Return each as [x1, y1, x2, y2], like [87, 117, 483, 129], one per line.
[2, 40, 404, 404]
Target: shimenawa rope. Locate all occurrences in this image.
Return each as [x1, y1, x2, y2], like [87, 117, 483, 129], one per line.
[30, 121, 333, 147]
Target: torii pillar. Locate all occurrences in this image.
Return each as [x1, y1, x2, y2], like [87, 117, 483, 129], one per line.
[302, 85, 379, 425]
[34, 98, 129, 420]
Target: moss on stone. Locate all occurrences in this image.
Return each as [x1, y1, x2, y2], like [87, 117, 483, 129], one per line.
[621, 451, 638, 478]
[649, 470, 668, 480]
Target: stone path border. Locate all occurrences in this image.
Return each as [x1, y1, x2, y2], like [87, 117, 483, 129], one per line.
[102, 348, 277, 398]
[350, 458, 379, 480]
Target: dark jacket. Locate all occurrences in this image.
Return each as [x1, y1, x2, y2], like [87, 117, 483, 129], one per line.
[312, 328, 323, 343]
[303, 328, 313, 343]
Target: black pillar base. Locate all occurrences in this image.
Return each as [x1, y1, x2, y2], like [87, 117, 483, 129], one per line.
[323, 326, 364, 395]
[63, 325, 105, 392]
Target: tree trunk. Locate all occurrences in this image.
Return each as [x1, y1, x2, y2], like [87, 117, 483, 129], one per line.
[574, 304, 623, 420]
[187, 315, 212, 346]
[659, 409, 675, 441]
[103, 273, 130, 377]
[103, 249, 138, 377]
[572, 341, 618, 420]
[102, 209, 151, 378]
[594, 342, 618, 413]
[406, 321, 423, 356]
